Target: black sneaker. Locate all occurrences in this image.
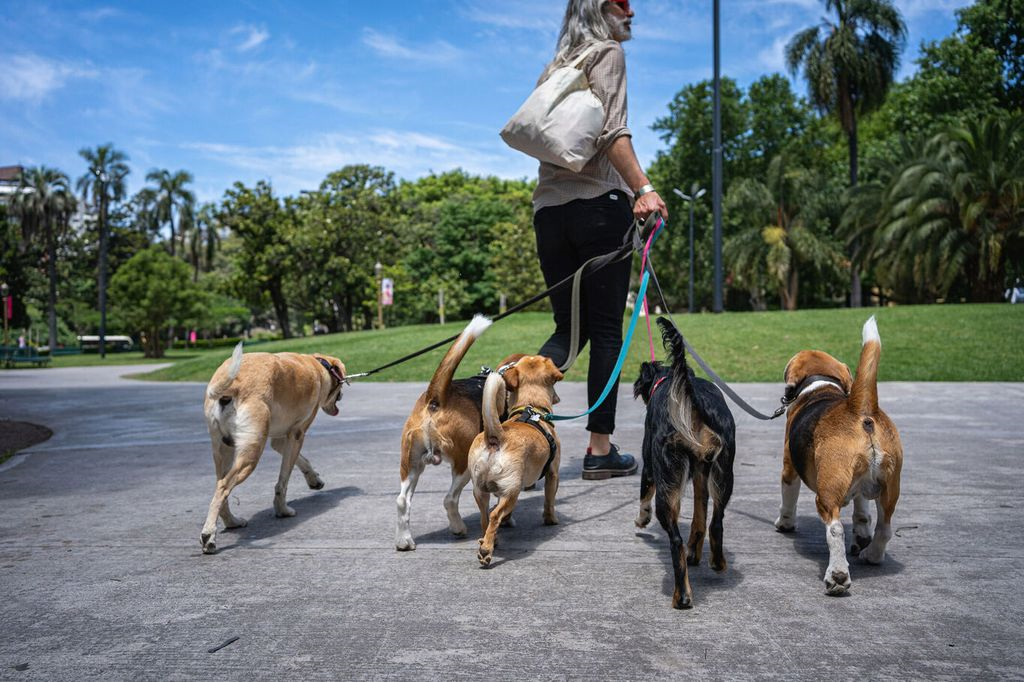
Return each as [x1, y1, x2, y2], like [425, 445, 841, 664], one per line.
[582, 444, 637, 480]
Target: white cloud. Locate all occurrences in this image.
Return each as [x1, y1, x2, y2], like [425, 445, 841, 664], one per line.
[231, 24, 270, 52]
[462, 1, 560, 31]
[0, 54, 97, 102]
[182, 129, 535, 196]
[361, 29, 464, 65]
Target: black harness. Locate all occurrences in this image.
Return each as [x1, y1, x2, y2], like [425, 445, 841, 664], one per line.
[509, 405, 558, 480]
[781, 374, 847, 406]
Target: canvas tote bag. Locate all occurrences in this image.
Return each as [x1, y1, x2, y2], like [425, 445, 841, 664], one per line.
[500, 42, 605, 172]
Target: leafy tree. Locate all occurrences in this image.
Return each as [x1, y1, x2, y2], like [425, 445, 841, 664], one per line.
[786, 0, 907, 306]
[109, 247, 199, 357]
[145, 169, 195, 257]
[219, 181, 295, 338]
[0, 205, 35, 331]
[10, 167, 76, 349]
[849, 114, 1024, 301]
[725, 155, 845, 310]
[188, 203, 221, 282]
[957, 0, 1024, 109]
[77, 144, 130, 357]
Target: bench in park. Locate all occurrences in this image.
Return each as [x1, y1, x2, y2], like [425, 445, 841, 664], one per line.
[1, 346, 52, 368]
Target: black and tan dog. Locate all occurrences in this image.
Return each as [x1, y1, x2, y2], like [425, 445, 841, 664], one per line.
[201, 342, 346, 554]
[776, 316, 903, 595]
[395, 315, 494, 550]
[634, 318, 736, 609]
[469, 354, 564, 567]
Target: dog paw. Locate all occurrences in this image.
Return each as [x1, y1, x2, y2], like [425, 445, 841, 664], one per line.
[500, 514, 517, 528]
[477, 545, 493, 567]
[824, 568, 851, 595]
[306, 475, 325, 490]
[274, 505, 296, 518]
[686, 549, 701, 567]
[710, 555, 728, 573]
[858, 543, 885, 565]
[223, 515, 248, 529]
[449, 520, 468, 537]
[774, 516, 796, 533]
[543, 513, 559, 526]
[672, 590, 693, 610]
[635, 508, 652, 528]
[850, 534, 871, 555]
[200, 533, 217, 554]
[395, 535, 416, 551]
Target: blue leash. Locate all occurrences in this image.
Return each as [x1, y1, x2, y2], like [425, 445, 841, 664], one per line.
[543, 219, 664, 422]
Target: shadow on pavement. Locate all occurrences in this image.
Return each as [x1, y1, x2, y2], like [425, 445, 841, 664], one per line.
[217, 485, 362, 552]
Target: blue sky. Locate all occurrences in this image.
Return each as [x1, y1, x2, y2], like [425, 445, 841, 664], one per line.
[1, 0, 971, 203]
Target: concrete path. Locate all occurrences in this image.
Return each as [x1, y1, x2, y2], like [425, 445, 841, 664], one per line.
[0, 366, 1022, 679]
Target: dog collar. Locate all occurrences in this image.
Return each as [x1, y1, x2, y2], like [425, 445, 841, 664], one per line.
[782, 374, 846, 406]
[650, 375, 669, 397]
[317, 358, 346, 386]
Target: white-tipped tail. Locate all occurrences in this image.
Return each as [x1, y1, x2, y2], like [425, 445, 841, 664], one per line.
[862, 315, 880, 347]
[481, 371, 506, 446]
[464, 314, 493, 340]
[207, 341, 245, 399]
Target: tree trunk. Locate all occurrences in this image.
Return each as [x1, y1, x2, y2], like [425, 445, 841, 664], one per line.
[786, 265, 799, 311]
[46, 221, 58, 351]
[269, 280, 292, 338]
[848, 117, 862, 308]
[169, 213, 177, 257]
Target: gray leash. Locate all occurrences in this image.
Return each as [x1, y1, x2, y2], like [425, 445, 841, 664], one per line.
[644, 258, 786, 421]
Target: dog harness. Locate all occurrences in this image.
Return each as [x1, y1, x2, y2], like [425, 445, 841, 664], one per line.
[508, 405, 558, 480]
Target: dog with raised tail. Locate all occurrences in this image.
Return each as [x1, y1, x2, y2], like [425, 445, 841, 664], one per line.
[776, 315, 904, 595]
[395, 315, 495, 551]
[469, 354, 563, 567]
[634, 317, 736, 609]
[200, 342, 346, 554]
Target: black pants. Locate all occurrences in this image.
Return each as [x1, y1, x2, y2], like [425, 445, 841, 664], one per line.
[534, 190, 633, 435]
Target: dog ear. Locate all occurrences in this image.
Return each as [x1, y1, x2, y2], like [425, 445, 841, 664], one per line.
[544, 357, 564, 384]
[503, 366, 520, 391]
[633, 361, 660, 402]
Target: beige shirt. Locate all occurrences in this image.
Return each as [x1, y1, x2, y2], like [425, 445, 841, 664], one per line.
[532, 40, 633, 213]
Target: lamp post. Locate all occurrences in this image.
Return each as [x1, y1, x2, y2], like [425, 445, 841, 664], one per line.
[1, 282, 9, 351]
[374, 261, 384, 330]
[94, 169, 109, 359]
[673, 185, 706, 314]
[712, 0, 724, 313]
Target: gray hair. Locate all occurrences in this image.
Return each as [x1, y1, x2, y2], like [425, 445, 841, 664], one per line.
[548, 0, 615, 70]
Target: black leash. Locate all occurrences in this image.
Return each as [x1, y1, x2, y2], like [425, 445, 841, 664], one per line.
[346, 216, 658, 380]
[643, 258, 787, 421]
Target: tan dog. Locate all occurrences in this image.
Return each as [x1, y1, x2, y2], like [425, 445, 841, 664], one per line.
[776, 316, 903, 594]
[200, 342, 346, 554]
[396, 315, 494, 550]
[469, 355, 563, 567]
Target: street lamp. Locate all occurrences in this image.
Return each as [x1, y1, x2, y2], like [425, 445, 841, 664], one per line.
[93, 168, 110, 359]
[1, 282, 9, 351]
[673, 185, 707, 314]
[374, 261, 384, 330]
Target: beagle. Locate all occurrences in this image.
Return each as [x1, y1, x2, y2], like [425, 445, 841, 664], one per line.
[776, 316, 903, 595]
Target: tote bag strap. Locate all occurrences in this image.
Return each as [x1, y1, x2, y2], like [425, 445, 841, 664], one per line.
[567, 41, 603, 70]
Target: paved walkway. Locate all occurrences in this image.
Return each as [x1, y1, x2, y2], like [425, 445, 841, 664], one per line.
[0, 366, 1022, 679]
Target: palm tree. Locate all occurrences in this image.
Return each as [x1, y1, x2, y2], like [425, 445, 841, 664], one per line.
[725, 155, 844, 310]
[188, 203, 221, 281]
[11, 167, 77, 350]
[851, 114, 1024, 301]
[77, 144, 130, 358]
[145, 169, 195, 256]
[786, 0, 906, 306]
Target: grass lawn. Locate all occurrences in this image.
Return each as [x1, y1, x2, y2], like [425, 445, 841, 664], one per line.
[116, 303, 1023, 384]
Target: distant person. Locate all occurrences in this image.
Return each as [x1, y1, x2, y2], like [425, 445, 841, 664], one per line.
[17, 334, 26, 349]
[532, 0, 667, 480]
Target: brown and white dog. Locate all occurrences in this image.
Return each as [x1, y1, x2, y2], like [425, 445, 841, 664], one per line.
[469, 354, 564, 567]
[776, 316, 903, 594]
[200, 342, 346, 554]
[395, 315, 493, 550]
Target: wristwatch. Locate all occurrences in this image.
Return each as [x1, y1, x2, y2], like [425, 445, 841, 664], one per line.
[634, 183, 656, 197]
